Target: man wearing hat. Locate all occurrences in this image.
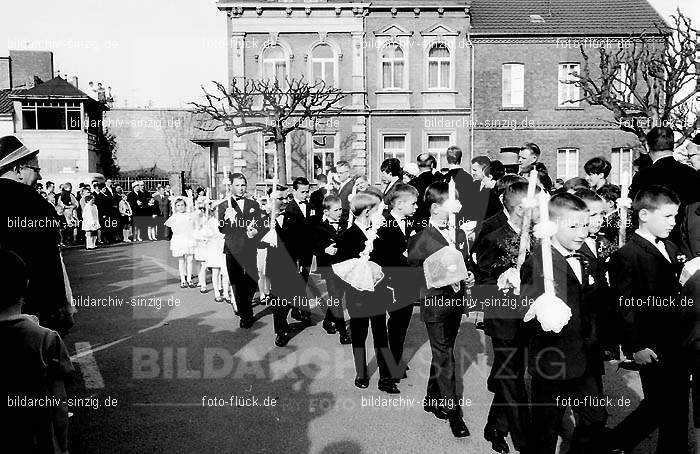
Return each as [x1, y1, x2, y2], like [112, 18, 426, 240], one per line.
[499, 147, 521, 175]
[0, 135, 73, 334]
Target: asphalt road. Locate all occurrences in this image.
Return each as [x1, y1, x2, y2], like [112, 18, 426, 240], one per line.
[60, 240, 689, 453]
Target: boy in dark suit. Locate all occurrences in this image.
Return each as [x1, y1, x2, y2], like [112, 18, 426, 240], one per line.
[605, 185, 690, 454]
[408, 153, 444, 230]
[313, 194, 350, 344]
[217, 173, 265, 329]
[373, 183, 419, 382]
[474, 181, 538, 454]
[335, 192, 397, 394]
[408, 181, 474, 438]
[520, 193, 607, 454]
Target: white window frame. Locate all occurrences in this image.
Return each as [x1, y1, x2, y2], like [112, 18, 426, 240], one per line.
[426, 42, 452, 90]
[558, 63, 581, 107]
[502, 63, 525, 108]
[610, 147, 633, 185]
[557, 148, 579, 180]
[380, 133, 410, 166]
[20, 100, 82, 130]
[310, 132, 338, 182]
[307, 42, 340, 88]
[260, 44, 290, 84]
[380, 42, 408, 90]
[425, 132, 455, 169]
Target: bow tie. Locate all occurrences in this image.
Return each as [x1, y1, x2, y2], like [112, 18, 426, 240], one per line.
[654, 238, 663, 244]
[233, 196, 245, 201]
[328, 221, 339, 225]
[438, 224, 450, 231]
[565, 252, 582, 260]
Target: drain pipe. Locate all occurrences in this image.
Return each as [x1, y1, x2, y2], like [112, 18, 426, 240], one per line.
[466, 12, 475, 165]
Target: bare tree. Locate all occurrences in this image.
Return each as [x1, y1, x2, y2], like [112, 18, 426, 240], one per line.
[191, 77, 345, 183]
[566, 10, 699, 150]
[160, 110, 204, 179]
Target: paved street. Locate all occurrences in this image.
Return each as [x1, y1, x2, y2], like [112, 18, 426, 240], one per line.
[62, 241, 674, 453]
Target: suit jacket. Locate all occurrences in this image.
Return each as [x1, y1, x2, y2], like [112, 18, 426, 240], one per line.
[217, 196, 265, 272]
[680, 202, 700, 257]
[474, 223, 528, 340]
[444, 168, 475, 225]
[373, 211, 420, 303]
[264, 223, 307, 303]
[408, 225, 469, 323]
[409, 171, 444, 229]
[630, 156, 700, 242]
[153, 193, 169, 217]
[681, 271, 700, 348]
[520, 246, 601, 380]
[313, 218, 347, 270]
[473, 210, 509, 251]
[337, 178, 355, 223]
[309, 187, 327, 222]
[283, 198, 315, 264]
[608, 233, 686, 356]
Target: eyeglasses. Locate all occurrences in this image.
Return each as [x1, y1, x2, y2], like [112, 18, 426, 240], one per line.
[21, 165, 41, 173]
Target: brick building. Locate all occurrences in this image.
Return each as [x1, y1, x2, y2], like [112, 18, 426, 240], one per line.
[197, 0, 667, 188]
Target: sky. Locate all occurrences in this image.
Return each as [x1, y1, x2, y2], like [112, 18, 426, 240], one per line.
[1, 0, 697, 108]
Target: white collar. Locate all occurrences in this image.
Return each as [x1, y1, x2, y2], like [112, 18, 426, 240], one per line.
[635, 228, 661, 246]
[507, 218, 521, 235]
[651, 153, 674, 165]
[502, 207, 511, 221]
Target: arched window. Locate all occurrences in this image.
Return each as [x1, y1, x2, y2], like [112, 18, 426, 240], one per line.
[427, 43, 450, 89]
[262, 45, 288, 82]
[381, 43, 405, 89]
[310, 44, 335, 86]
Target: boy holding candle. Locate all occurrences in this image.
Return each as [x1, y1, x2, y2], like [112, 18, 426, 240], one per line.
[604, 185, 690, 454]
[520, 192, 607, 454]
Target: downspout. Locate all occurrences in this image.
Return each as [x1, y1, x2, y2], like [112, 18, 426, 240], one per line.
[466, 11, 475, 165]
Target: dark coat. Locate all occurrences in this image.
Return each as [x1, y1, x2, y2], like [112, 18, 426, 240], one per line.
[265, 223, 307, 304]
[217, 196, 265, 274]
[313, 218, 347, 270]
[444, 167, 475, 225]
[408, 171, 444, 229]
[608, 233, 687, 356]
[373, 211, 420, 303]
[473, 209, 509, 250]
[282, 198, 315, 264]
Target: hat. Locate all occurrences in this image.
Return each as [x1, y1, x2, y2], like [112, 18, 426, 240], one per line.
[499, 147, 520, 166]
[0, 135, 39, 171]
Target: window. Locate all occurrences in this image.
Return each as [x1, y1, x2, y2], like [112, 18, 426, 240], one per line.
[21, 101, 82, 130]
[502, 63, 524, 108]
[428, 43, 450, 89]
[557, 148, 579, 179]
[427, 134, 451, 168]
[312, 134, 335, 180]
[381, 43, 405, 89]
[558, 63, 580, 107]
[613, 63, 631, 102]
[610, 147, 633, 185]
[261, 136, 277, 182]
[262, 45, 287, 83]
[382, 135, 407, 165]
[310, 44, 335, 87]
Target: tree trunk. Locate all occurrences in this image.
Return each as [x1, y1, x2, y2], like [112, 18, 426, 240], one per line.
[275, 129, 287, 184]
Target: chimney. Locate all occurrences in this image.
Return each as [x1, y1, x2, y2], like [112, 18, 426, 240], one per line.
[71, 76, 79, 89]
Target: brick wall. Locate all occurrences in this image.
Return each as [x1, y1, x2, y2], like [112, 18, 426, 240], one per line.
[8, 50, 54, 88]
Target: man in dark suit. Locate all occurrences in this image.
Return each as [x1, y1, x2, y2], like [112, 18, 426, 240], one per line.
[373, 184, 420, 382]
[408, 181, 473, 438]
[474, 181, 536, 454]
[409, 153, 444, 231]
[520, 193, 607, 454]
[605, 186, 690, 454]
[309, 174, 330, 223]
[335, 160, 355, 224]
[442, 146, 476, 227]
[283, 177, 318, 308]
[629, 126, 700, 243]
[152, 185, 170, 240]
[473, 174, 526, 250]
[262, 185, 309, 347]
[379, 157, 403, 201]
[217, 173, 265, 329]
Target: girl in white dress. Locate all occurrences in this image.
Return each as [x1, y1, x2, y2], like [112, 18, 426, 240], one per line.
[192, 202, 211, 293]
[165, 197, 196, 288]
[203, 203, 231, 303]
[81, 195, 100, 250]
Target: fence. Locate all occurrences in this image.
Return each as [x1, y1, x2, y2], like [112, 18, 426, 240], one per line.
[112, 178, 201, 193]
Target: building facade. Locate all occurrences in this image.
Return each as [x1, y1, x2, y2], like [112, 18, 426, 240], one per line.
[196, 0, 667, 188]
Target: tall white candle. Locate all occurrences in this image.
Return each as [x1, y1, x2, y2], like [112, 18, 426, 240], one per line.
[618, 171, 629, 247]
[538, 190, 555, 294]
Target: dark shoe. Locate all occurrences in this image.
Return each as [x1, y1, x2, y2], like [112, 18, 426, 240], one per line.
[423, 401, 449, 420]
[239, 317, 254, 329]
[339, 333, 351, 345]
[448, 412, 470, 438]
[291, 311, 312, 325]
[274, 332, 290, 347]
[484, 427, 509, 453]
[354, 376, 369, 389]
[322, 320, 337, 334]
[378, 379, 400, 394]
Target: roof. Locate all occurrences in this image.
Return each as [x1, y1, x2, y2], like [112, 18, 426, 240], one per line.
[10, 76, 91, 99]
[0, 88, 25, 115]
[469, 0, 668, 36]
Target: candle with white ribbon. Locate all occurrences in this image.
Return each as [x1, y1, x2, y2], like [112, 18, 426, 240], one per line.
[618, 171, 629, 247]
[517, 169, 538, 268]
[448, 177, 457, 244]
[538, 190, 555, 294]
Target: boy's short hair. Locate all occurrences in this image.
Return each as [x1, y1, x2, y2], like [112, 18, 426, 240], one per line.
[1, 250, 28, 306]
[380, 158, 402, 177]
[323, 194, 341, 211]
[292, 177, 310, 189]
[416, 153, 437, 169]
[646, 127, 674, 152]
[484, 160, 505, 181]
[549, 192, 589, 220]
[471, 155, 491, 169]
[563, 177, 590, 192]
[424, 181, 450, 207]
[632, 185, 680, 213]
[266, 184, 288, 196]
[361, 185, 384, 200]
[573, 188, 604, 204]
[350, 192, 381, 216]
[584, 157, 612, 178]
[446, 146, 463, 165]
[495, 174, 527, 197]
[597, 184, 621, 203]
[386, 183, 419, 208]
[503, 181, 540, 213]
[230, 172, 247, 184]
[521, 142, 541, 157]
